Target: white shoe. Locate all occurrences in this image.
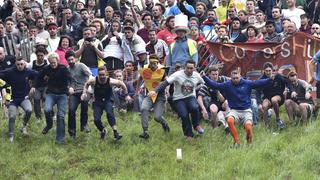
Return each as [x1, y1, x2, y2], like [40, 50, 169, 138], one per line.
[9, 135, 14, 143]
[21, 126, 28, 135]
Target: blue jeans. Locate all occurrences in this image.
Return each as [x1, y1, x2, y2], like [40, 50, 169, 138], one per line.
[68, 93, 88, 136]
[44, 93, 67, 143]
[174, 96, 200, 137]
[93, 100, 116, 132]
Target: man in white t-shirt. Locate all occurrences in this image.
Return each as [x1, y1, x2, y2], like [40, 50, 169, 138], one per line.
[149, 60, 205, 140]
[282, 0, 305, 29]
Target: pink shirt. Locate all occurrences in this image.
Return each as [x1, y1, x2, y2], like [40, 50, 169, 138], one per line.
[55, 47, 73, 67]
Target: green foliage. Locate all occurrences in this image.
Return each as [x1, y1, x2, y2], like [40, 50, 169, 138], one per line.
[0, 109, 319, 179]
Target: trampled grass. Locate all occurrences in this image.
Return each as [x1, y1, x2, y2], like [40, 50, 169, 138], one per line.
[0, 108, 319, 179]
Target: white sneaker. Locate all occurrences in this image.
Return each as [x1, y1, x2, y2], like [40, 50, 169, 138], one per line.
[21, 126, 28, 135]
[9, 135, 14, 143]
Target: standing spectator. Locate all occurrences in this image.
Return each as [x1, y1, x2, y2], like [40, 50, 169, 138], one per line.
[282, 0, 305, 29]
[104, 6, 114, 33]
[310, 49, 320, 114]
[66, 50, 92, 137]
[229, 17, 248, 42]
[311, 23, 320, 37]
[46, 23, 60, 53]
[246, 25, 264, 43]
[201, 9, 218, 41]
[36, 17, 50, 40]
[137, 13, 155, 43]
[113, 70, 135, 112]
[257, 0, 276, 19]
[0, 0, 14, 22]
[122, 26, 147, 69]
[157, 16, 176, 46]
[55, 35, 73, 67]
[165, 0, 195, 17]
[167, 14, 198, 74]
[153, 3, 165, 28]
[38, 52, 72, 144]
[0, 19, 19, 56]
[75, 28, 104, 76]
[263, 20, 283, 42]
[299, 14, 312, 34]
[92, 19, 106, 41]
[271, 6, 283, 33]
[0, 57, 38, 142]
[101, 20, 124, 72]
[177, 1, 207, 24]
[146, 29, 169, 65]
[216, 0, 229, 22]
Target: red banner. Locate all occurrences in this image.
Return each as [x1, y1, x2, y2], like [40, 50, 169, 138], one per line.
[207, 32, 320, 80]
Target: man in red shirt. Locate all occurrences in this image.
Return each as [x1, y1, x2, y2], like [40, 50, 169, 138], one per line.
[157, 16, 176, 46]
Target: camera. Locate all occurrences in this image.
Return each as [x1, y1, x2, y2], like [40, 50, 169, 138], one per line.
[84, 37, 93, 42]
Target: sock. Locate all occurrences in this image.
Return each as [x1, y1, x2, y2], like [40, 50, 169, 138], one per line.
[244, 123, 253, 144]
[227, 116, 240, 144]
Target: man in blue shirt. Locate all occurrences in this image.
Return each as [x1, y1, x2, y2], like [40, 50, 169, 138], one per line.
[202, 68, 271, 147]
[310, 49, 320, 113]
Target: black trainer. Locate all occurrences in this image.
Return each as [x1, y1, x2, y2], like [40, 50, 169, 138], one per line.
[114, 131, 123, 140]
[139, 132, 150, 139]
[162, 123, 170, 132]
[42, 126, 51, 134]
[100, 129, 106, 139]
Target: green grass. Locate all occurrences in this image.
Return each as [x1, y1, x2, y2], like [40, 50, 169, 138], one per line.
[0, 108, 319, 179]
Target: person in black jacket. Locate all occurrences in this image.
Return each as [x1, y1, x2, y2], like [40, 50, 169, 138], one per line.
[258, 62, 291, 129]
[36, 52, 72, 144]
[0, 57, 38, 142]
[0, 0, 14, 22]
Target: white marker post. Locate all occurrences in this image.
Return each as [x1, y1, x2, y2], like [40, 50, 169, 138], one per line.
[176, 149, 182, 161]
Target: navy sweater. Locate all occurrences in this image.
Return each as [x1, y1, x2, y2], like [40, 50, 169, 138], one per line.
[203, 76, 271, 110]
[0, 67, 38, 99]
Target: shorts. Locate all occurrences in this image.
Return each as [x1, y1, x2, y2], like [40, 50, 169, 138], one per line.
[104, 57, 124, 73]
[227, 109, 253, 125]
[264, 95, 285, 107]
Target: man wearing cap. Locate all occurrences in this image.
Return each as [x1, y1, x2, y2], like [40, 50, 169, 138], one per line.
[167, 14, 198, 74]
[46, 23, 60, 53]
[263, 20, 283, 43]
[310, 49, 320, 114]
[138, 54, 170, 139]
[285, 71, 314, 124]
[122, 26, 147, 69]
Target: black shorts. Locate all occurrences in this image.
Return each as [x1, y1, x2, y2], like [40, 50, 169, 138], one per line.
[104, 57, 124, 72]
[317, 81, 320, 99]
[264, 95, 285, 107]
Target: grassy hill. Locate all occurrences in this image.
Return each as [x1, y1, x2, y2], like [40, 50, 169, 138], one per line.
[0, 108, 319, 179]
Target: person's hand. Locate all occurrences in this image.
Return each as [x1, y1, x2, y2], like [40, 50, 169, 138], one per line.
[113, 31, 119, 36]
[148, 91, 157, 98]
[125, 95, 133, 103]
[291, 91, 297, 98]
[81, 93, 88, 101]
[69, 87, 74, 95]
[305, 92, 311, 100]
[200, 71, 206, 77]
[29, 87, 36, 96]
[201, 109, 209, 120]
[309, 77, 315, 84]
